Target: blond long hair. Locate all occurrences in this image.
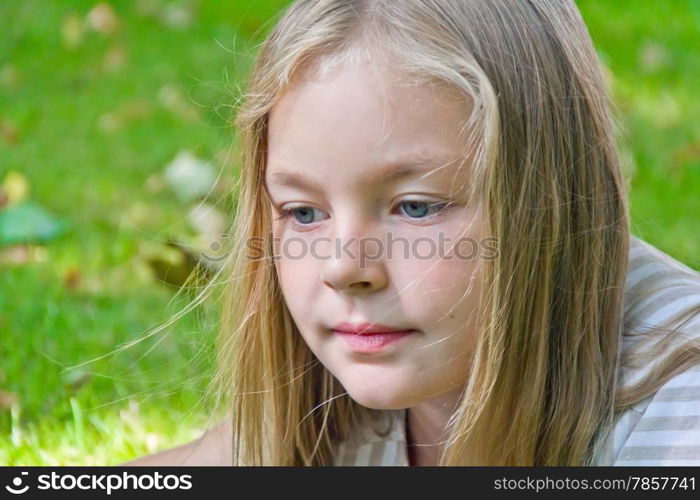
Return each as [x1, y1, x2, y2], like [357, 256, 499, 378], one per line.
[205, 0, 698, 465]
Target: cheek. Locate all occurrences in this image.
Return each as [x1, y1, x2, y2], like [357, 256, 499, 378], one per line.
[400, 257, 482, 387]
[392, 218, 485, 323]
[394, 255, 482, 323]
[273, 235, 339, 356]
[273, 247, 319, 323]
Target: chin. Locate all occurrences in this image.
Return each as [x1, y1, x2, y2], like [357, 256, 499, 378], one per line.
[341, 378, 414, 410]
[348, 392, 408, 410]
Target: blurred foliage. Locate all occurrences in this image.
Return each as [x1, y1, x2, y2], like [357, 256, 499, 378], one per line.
[578, 0, 700, 267]
[0, 0, 292, 465]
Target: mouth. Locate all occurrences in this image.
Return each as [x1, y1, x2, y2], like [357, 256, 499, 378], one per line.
[330, 322, 418, 353]
[331, 321, 415, 335]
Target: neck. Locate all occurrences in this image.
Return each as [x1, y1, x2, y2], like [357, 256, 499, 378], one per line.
[405, 388, 462, 466]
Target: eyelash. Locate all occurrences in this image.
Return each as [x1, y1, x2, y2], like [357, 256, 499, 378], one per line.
[273, 200, 455, 228]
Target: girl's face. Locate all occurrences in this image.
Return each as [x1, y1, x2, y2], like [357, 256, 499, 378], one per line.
[265, 57, 487, 410]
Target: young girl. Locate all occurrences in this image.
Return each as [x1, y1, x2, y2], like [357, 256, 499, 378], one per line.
[127, 0, 700, 466]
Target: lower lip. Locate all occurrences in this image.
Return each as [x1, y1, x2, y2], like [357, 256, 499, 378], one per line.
[333, 330, 416, 353]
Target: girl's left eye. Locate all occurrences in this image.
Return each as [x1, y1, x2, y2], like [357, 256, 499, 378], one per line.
[397, 200, 451, 221]
[274, 200, 452, 227]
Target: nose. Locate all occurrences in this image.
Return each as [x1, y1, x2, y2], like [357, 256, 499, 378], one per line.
[320, 224, 388, 294]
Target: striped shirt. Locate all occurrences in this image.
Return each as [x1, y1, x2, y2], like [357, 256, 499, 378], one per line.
[333, 235, 700, 465]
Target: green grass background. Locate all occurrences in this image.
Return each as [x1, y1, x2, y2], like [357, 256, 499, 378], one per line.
[0, 0, 698, 465]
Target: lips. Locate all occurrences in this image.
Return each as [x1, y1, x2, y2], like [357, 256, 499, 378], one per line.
[331, 321, 415, 335]
[330, 321, 417, 353]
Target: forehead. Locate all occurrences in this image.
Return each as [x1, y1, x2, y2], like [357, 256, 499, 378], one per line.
[266, 58, 472, 188]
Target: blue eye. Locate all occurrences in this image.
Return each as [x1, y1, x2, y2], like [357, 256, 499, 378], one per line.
[398, 200, 449, 220]
[276, 206, 325, 225]
[274, 200, 452, 228]
[291, 206, 315, 224]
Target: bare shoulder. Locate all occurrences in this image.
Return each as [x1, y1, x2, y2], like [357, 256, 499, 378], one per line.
[122, 418, 233, 466]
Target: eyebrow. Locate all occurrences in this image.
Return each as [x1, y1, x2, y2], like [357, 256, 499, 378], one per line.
[264, 153, 461, 196]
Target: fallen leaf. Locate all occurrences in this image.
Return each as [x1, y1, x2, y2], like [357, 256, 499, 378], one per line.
[0, 244, 48, 265]
[63, 266, 82, 290]
[140, 238, 213, 288]
[118, 200, 161, 230]
[638, 40, 668, 74]
[97, 99, 151, 133]
[192, 232, 228, 271]
[61, 13, 85, 49]
[96, 112, 121, 133]
[2, 170, 29, 206]
[86, 2, 121, 35]
[157, 83, 199, 123]
[0, 201, 70, 245]
[0, 119, 19, 146]
[633, 90, 681, 129]
[187, 202, 227, 246]
[673, 141, 700, 163]
[160, 3, 193, 30]
[187, 202, 226, 234]
[120, 100, 151, 120]
[0, 63, 21, 91]
[103, 44, 127, 72]
[188, 201, 229, 270]
[671, 141, 700, 175]
[0, 245, 31, 264]
[145, 173, 166, 193]
[163, 150, 216, 202]
[0, 390, 19, 411]
[135, 0, 163, 18]
[0, 189, 8, 210]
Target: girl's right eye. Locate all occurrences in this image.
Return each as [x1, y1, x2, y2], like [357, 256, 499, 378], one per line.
[274, 206, 327, 226]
